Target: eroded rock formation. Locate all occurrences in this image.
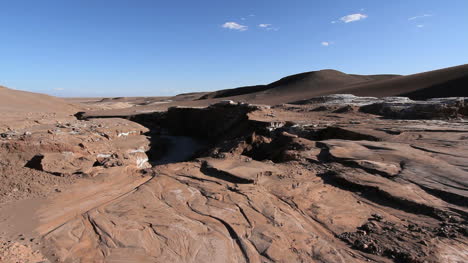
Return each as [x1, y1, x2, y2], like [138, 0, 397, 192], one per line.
[1, 96, 467, 262]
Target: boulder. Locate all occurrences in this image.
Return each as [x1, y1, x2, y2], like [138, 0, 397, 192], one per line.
[26, 152, 95, 176]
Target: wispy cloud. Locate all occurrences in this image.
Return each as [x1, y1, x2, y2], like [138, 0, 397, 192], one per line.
[408, 14, 432, 20]
[339, 13, 368, 23]
[416, 24, 424, 28]
[321, 41, 334, 47]
[222, 22, 248, 31]
[53, 88, 64, 91]
[258, 24, 279, 31]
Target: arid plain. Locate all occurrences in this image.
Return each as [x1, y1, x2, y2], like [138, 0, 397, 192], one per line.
[1, 65, 467, 262]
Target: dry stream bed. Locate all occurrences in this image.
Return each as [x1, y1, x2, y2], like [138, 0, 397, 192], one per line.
[1, 96, 468, 262]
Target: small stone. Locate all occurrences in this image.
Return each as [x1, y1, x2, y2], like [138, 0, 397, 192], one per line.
[371, 213, 384, 221]
[357, 230, 367, 235]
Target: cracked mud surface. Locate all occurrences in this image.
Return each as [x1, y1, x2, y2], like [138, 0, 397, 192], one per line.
[1, 98, 467, 262]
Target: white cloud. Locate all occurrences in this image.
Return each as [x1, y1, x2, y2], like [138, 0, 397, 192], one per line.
[416, 24, 424, 28]
[408, 14, 432, 20]
[321, 41, 330, 46]
[339, 13, 368, 23]
[258, 24, 279, 31]
[222, 22, 248, 31]
[53, 88, 64, 91]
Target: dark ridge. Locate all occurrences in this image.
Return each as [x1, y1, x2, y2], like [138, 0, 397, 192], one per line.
[200, 161, 255, 184]
[318, 171, 449, 220]
[312, 127, 381, 141]
[414, 183, 468, 208]
[340, 64, 468, 99]
[399, 74, 468, 100]
[198, 85, 269, 100]
[198, 69, 399, 100]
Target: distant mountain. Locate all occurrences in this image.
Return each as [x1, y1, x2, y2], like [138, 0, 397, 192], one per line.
[197, 64, 468, 105]
[339, 64, 468, 100]
[199, 70, 399, 103]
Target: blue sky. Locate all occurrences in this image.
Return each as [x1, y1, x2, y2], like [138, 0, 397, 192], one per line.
[0, 0, 467, 97]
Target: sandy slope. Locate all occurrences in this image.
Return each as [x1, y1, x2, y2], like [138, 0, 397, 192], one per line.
[0, 86, 80, 132]
[340, 64, 468, 99]
[199, 70, 399, 102]
[0, 86, 77, 113]
[196, 64, 468, 105]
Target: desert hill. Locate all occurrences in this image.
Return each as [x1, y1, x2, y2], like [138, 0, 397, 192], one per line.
[0, 85, 77, 113]
[197, 64, 468, 105]
[339, 64, 468, 99]
[0, 86, 79, 131]
[199, 70, 399, 101]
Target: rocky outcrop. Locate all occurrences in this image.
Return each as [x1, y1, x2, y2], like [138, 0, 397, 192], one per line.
[291, 94, 468, 119]
[0, 118, 151, 204]
[33, 99, 468, 263]
[291, 94, 382, 106]
[26, 152, 95, 176]
[360, 97, 468, 119]
[2, 97, 467, 263]
[164, 101, 270, 138]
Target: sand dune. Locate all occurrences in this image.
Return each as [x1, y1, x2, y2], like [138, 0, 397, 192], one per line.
[340, 64, 468, 99]
[0, 86, 79, 131]
[0, 86, 77, 113]
[197, 64, 468, 105]
[200, 70, 398, 101]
